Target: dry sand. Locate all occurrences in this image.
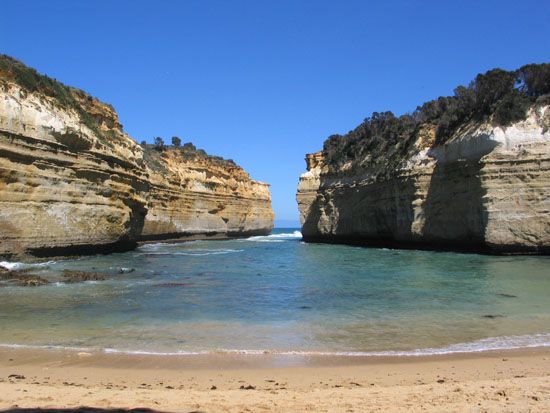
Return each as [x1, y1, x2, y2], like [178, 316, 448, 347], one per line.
[0, 347, 548, 412]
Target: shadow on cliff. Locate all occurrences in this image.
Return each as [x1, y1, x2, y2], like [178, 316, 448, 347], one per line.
[421, 139, 499, 253]
[302, 138, 505, 254]
[302, 175, 417, 247]
[300, 195, 324, 238]
[421, 159, 487, 251]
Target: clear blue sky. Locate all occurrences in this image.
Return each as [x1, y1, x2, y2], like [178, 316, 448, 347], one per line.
[2, 1, 549, 226]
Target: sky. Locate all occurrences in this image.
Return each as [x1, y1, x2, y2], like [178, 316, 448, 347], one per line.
[2, 1, 549, 226]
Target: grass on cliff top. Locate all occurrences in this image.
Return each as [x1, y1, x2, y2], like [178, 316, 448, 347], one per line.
[141, 142, 239, 175]
[0, 54, 113, 147]
[322, 63, 550, 175]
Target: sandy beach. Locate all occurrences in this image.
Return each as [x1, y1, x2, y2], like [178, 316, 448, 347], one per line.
[0, 347, 548, 412]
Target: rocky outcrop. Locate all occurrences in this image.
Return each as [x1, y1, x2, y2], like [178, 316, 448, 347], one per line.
[297, 108, 550, 254]
[0, 77, 148, 259]
[141, 147, 273, 240]
[0, 55, 273, 260]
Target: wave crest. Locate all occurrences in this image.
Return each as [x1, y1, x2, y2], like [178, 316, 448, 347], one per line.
[0, 260, 58, 271]
[1, 333, 548, 357]
[243, 231, 302, 243]
[136, 248, 244, 257]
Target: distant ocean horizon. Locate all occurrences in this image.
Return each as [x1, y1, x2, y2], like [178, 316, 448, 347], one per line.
[274, 220, 301, 228]
[1, 228, 549, 357]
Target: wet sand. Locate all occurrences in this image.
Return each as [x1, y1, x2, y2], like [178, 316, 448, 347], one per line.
[0, 347, 548, 412]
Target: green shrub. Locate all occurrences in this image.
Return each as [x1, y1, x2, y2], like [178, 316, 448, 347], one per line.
[322, 63, 550, 171]
[0, 54, 111, 147]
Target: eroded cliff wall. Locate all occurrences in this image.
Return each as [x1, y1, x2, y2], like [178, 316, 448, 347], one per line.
[0, 79, 148, 259]
[0, 56, 273, 260]
[297, 108, 550, 254]
[141, 147, 273, 240]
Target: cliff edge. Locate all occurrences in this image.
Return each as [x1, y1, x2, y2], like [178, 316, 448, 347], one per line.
[297, 65, 550, 254]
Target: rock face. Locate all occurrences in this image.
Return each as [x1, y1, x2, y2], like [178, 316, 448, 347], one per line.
[0, 75, 148, 259]
[297, 108, 550, 254]
[141, 147, 273, 240]
[0, 55, 273, 260]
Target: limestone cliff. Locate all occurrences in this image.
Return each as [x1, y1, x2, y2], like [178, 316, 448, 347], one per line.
[141, 146, 273, 240]
[0, 55, 273, 260]
[297, 66, 550, 254]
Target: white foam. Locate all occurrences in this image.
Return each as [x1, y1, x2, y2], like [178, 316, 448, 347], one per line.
[0, 260, 58, 270]
[104, 348, 205, 356]
[1, 333, 548, 357]
[137, 248, 244, 257]
[243, 231, 303, 243]
[0, 343, 94, 352]
[138, 241, 201, 251]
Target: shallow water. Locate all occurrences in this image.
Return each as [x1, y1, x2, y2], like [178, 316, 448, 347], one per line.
[1, 228, 549, 356]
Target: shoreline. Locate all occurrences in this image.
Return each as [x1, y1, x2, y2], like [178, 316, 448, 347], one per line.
[0, 346, 548, 411]
[1, 344, 550, 369]
[1, 336, 550, 363]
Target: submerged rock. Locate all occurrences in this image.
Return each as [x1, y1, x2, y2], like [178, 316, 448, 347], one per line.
[62, 270, 107, 283]
[153, 282, 190, 288]
[0, 267, 109, 286]
[481, 314, 506, 319]
[0, 268, 49, 287]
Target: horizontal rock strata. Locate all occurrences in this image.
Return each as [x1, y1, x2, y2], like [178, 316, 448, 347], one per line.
[141, 147, 273, 240]
[0, 80, 148, 259]
[297, 108, 550, 254]
[0, 56, 273, 260]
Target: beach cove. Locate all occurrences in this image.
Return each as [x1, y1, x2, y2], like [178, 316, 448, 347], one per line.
[2, 2, 550, 411]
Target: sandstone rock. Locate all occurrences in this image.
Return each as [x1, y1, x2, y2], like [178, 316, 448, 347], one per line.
[0, 55, 273, 260]
[297, 108, 550, 254]
[141, 147, 273, 240]
[61, 270, 107, 283]
[0, 268, 49, 286]
[0, 57, 148, 260]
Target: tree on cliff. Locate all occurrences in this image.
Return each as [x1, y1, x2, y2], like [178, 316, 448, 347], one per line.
[516, 63, 550, 97]
[182, 142, 197, 152]
[154, 137, 164, 150]
[321, 63, 550, 170]
[171, 136, 181, 147]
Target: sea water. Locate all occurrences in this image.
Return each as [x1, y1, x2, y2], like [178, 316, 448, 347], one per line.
[1, 228, 549, 356]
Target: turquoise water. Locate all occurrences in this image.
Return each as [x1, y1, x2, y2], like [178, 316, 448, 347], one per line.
[1, 228, 549, 356]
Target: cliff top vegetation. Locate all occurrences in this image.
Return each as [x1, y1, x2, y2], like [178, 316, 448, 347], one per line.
[140, 138, 238, 174]
[322, 63, 550, 174]
[0, 55, 238, 173]
[0, 54, 116, 145]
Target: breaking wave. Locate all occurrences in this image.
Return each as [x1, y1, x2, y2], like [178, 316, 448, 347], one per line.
[242, 231, 302, 243]
[0, 260, 59, 271]
[136, 248, 244, 256]
[1, 333, 548, 357]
